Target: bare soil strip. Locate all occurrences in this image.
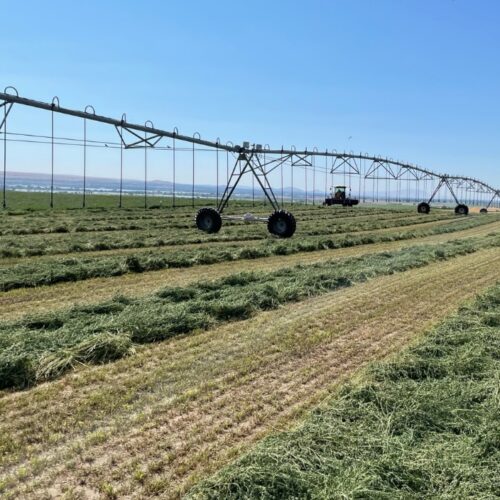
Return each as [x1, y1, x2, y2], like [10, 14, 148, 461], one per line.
[1, 220, 498, 321]
[1, 248, 499, 498]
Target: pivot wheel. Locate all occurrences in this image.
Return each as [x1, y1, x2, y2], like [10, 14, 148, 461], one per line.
[267, 210, 296, 238]
[195, 207, 222, 233]
[455, 204, 469, 216]
[417, 202, 431, 214]
[480, 208, 488, 214]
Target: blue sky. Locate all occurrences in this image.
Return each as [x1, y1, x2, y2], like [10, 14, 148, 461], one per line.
[2, 0, 500, 187]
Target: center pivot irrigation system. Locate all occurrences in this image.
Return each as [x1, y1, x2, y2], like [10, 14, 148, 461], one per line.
[1, 87, 499, 238]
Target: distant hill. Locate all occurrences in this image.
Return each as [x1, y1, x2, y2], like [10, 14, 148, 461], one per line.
[3, 171, 319, 200]
[4, 171, 424, 202]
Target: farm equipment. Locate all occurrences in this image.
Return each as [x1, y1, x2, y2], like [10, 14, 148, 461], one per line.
[195, 145, 297, 238]
[323, 186, 359, 207]
[417, 176, 470, 215]
[1, 89, 499, 224]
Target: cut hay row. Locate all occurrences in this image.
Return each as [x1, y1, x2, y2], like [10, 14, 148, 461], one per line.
[0, 205, 414, 229]
[0, 208, 418, 236]
[1, 218, 499, 320]
[0, 209, 456, 259]
[1, 215, 497, 291]
[1, 248, 498, 498]
[0, 205, 420, 235]
[0, 235, 498, 390]
[0, 212, 465, 266]
[190, 284, 500, 499]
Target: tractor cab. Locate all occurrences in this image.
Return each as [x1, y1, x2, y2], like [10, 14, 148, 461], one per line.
[333, 185, 347, 200]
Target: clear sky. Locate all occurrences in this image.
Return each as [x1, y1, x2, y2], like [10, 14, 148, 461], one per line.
[2, 0, 500, 187]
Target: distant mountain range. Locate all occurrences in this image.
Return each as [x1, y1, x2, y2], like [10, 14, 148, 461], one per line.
[4, 171, 427, 203]
[3, 171, 320, 200]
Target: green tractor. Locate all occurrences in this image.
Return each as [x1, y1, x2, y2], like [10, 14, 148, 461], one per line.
[323, 185, 359, 207]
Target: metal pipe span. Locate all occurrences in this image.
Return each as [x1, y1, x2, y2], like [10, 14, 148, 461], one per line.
[0, 90, 498, 196]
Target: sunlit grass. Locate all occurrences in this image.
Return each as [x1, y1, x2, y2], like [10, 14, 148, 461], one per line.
[190, 285, 500, 499]
[0, 235, 498, 389]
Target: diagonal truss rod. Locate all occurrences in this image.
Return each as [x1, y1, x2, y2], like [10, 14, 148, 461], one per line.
[331, 156, 360, 175]
[258, 154, 293, 175]
[114, 125, 163, 149]
[0, 102, 13, 131]
[427, 177, 460, 205]
[217, 152, 280, 213]
[486, 192, 500, 208]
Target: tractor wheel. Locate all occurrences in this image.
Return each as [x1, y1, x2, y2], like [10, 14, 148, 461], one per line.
[417, 202, 430, 214]
[267, 210, 296, 238]
[455, 204, 469, 216]
[195, 207, 222, 233]
[480, 208, 488, 214]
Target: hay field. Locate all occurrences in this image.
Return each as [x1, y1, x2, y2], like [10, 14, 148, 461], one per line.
[1, 197, 499, 498]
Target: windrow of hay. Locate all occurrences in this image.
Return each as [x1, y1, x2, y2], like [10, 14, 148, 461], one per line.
[189, 284, 500, 499]
[0, 208, 458, 262]
[0, 208, 455, 272]
[0, 250, 497, 498]
[0, 235, 498, 389]
[1, 217, 498, 322]
[0, 207, 441, 247]
[1, 213, 496, 291]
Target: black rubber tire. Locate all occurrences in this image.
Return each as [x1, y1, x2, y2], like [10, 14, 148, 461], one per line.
[343, 199, 359, 207]
[417, 202, 431, 214]
[455, 204, 469, 216]
[195, 207, 222, 233]
[267, 210, 296, 238]
[480, 208, 488, 214]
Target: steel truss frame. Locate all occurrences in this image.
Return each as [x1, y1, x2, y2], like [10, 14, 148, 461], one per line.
[115, 125, 163, 149]
[1, 89, 499, 218]
[217, 151, 280, 215]
[352, 156, 499, 209]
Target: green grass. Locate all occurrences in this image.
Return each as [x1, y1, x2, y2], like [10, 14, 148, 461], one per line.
[0, 190, 224, 210]
[0, 208, 451, 258]
[1, 214, 495, 291]
[0, 235, 498, 390]
[0, 190, 426, 211]
[189, 284, 500, 499]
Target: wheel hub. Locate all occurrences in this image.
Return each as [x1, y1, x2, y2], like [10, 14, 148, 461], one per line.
[274, 218, 287, 234]
[202, 215, 213, 229]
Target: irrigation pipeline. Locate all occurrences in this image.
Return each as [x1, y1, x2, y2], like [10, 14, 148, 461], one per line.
[0, 88, 499, 212]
